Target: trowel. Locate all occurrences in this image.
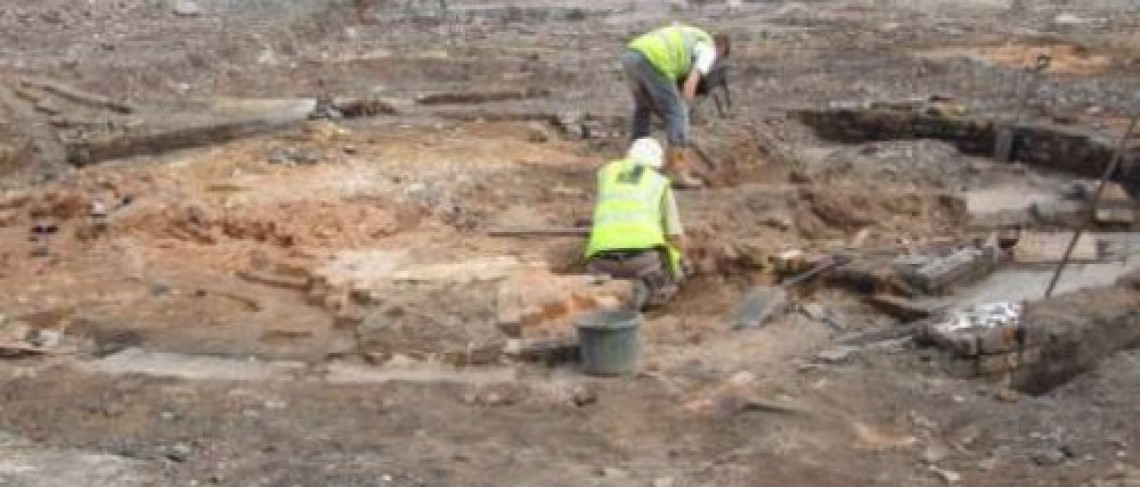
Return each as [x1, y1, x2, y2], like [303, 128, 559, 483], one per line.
[993, 54, 1051, 162]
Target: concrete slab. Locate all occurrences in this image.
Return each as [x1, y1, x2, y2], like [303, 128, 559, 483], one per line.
[965, 185, 1056, 226]
[390, 256, 545, 283]
[85, 348, 305, 381]
[84, 349, 521, 385]
[318, 251, 543, 290]
[955, 256, 1140, 307]
[323, 363, 518, 385]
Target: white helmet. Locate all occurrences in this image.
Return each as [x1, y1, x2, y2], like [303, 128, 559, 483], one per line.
[627, 138, 664, 170]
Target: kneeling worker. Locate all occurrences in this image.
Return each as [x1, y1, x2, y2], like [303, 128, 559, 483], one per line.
[585, 138, 686, 309]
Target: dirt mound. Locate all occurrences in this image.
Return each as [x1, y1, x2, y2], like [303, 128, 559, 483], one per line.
[805, 140, 982, 191]
[693, 119, 791, 187]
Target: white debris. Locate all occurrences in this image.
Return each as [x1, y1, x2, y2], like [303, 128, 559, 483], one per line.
[943, 301, 1021, 332]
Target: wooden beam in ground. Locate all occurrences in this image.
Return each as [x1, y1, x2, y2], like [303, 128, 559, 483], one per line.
[20, 78, 136, 114]
[487, 227, 590, 237]
[415, 88, 550, 106]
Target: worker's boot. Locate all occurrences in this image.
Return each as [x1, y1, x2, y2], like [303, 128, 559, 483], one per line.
[666, 148, 705, 189]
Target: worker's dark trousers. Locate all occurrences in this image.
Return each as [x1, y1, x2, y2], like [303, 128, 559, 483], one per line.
[588, 248, 681, 309]
[622, 50, 688, 148]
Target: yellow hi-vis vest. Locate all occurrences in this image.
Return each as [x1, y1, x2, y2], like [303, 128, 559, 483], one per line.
[585, 159, 681, 275]
[628, 24, 713, 82]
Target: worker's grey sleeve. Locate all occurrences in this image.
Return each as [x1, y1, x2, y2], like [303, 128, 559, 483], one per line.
[661, 188, 683, 237]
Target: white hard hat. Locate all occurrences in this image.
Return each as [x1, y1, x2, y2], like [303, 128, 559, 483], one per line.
[627, 138, 664, 169]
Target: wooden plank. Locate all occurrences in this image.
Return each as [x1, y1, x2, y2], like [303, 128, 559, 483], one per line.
[20, 78, 136, 114]
[487, 227, 589, 237]
[415, 88, 550, 106]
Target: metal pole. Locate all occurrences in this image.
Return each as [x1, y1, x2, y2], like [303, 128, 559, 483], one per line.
[1044, 114, 1139, 298]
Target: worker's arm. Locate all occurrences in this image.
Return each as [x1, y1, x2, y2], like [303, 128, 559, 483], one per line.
[662, 189, 685, 253]
[683, 42, 718, 104]
[681, 70, 701, 104]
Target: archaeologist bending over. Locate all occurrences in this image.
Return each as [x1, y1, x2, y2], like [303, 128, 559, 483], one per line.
[585, 138, 686, 309]
[623, 23, 730, 188]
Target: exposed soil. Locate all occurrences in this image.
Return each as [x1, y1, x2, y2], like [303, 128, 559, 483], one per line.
[0, 0, 1139, 486]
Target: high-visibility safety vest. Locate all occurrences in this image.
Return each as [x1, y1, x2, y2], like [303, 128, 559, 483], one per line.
[628, 24, 713, 82]
[585, 159, 681, 275]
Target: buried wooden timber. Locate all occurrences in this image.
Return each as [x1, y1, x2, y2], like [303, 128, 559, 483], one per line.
[19, 78, 136, 115]
[415, 87, 550, 106]
[793, 107, 1140, 190]
[65, 118, 294, 166]
[62, 97, 396, 166]
[487, 226, 590, 237]
[431, 109, 562, 124]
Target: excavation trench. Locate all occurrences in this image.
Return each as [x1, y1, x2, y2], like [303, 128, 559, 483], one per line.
[794, 108, 1140, 193]
[1011, 281, 1140, 395]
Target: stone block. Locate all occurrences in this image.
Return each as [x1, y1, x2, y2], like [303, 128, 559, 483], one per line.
[898, 246, 999, 294]
[866, 294, 939, 321]
[921, 302, 1023, 357]
[1030, 200, 1087, 227]
[1095, 205, 1135, 225]
[730, 287, 788, 330]
[1014, 231, 1099, 264]
[496, 271, 634, 341]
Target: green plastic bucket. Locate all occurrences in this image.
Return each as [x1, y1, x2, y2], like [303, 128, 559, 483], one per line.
[576, 310, 641, 377]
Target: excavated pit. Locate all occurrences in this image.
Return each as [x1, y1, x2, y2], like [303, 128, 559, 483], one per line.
[794, 108, 1140, 193]
[1012, 281, 1140, 395]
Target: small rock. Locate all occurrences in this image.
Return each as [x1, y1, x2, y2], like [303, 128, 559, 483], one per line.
[727, 371, 756, 387]
[172, 0, 202, 16]
[385, 354, 418, 369]
[816, 347, 855, 364]
[930, 466, 961, 484]
[599, 467, 629, 479]
[1031, 448, 1066, 466]
[267, 148, 293, 165]
[653, 477, 676, 487]
[526, 122, 554, 143]
[164, 443, 192, 463]
[293, 148, 324, 165]
[570, 385, 597, 407]
[150, 282, 173, 296]
[27, 329, 62, 348]
[788, 169, 812, 184]
[994, 388, 1021, 403]
[976, 456, 999, 471]
[1052, 12, 1083, 25]
[922, 441, 952, 464]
